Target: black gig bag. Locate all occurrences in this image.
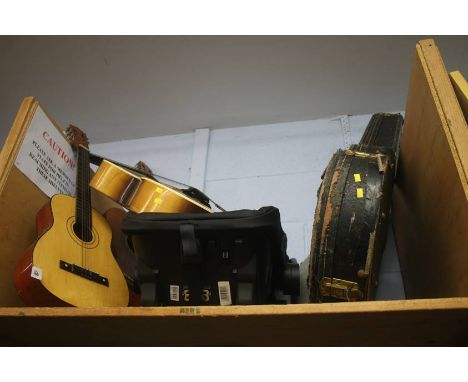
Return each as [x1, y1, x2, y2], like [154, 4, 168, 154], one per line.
[308, 113, 403, 302]
[122, 206, 300, 306]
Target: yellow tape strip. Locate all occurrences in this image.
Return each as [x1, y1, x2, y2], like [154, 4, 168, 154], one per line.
[354, 173, 361, 182]
[356, 188, 364, 198]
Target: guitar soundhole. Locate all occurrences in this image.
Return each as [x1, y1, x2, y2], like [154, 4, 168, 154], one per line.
[72, 223, 94, 243]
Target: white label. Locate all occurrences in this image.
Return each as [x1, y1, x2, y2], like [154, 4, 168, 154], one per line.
[31, 266, 43, 280]
[217, 281, 232, 306]
[15, 106, 77, 198]
[170, 285, 180, 302]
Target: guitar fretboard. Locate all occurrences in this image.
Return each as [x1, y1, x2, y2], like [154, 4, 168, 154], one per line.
[75, 145, 93, 242]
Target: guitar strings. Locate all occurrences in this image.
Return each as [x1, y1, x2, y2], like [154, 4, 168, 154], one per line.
[78, 144, 84, 269]
[78, 144, 90, 270]
[83, 146, 87, 269]
[83, 146, 91, 270]
[82, 146, 86, 269]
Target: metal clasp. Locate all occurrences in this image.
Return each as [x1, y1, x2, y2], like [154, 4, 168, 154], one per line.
[319, 277, 363, 301]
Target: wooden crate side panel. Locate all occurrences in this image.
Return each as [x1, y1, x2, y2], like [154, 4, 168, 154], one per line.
[393, 40, 468, 298]
[0, 97, 37, 194]
[395, 79, 468, 296]
[418, 40, 468, 194]
[0, 98, 47, 307]
[0, 168, 48, 306]
[0, 298, 467, 345]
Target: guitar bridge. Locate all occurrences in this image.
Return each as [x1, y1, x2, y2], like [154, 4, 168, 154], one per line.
[59, 260, 109, 287]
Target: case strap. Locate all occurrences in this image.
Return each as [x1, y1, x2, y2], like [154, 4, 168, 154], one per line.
[180, 224, 201, 263]
[180, 224, 203, 305]
[138, 261, 159, 306]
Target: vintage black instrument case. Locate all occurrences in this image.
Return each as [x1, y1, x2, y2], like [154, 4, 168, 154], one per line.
[308, 113, 403, 302]
[122, 206, 300, 306]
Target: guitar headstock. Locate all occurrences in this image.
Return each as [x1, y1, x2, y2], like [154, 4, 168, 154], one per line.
[135, 161, 154, 178]
[65, 125, 89, 150]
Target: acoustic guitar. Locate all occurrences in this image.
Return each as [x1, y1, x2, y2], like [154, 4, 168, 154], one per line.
[89, 159, 212, 213]
[14, 126, 129, 307]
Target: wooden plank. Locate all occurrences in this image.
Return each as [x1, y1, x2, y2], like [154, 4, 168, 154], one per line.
[0, 298, 466, 345]
[418, 40, 468, 195]
[450, 70, 468, 121]
[0, 97, 37, 195]
[0, 98, 45, 307]
[393, 39, 468, 298]
[0, 167, 49, 306]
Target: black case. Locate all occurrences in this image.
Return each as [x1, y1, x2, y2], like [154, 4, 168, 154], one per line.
[122, 206, 300, 306]
[308, 113, 403, 302]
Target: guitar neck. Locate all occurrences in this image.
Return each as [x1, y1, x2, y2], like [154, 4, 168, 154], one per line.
[75, 145, 93, 241]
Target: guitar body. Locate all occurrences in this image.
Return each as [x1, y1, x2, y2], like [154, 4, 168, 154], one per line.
[15, 201, 69, 307]
[104, 207, 141, 306]
[90, 160, 211, 213]
[15, 194, 129, 307]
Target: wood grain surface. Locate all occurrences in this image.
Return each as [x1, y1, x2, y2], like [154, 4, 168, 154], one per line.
[0, 298, 466, 346]
[393, 39, 468, 298]
[0, 98, 48, 307]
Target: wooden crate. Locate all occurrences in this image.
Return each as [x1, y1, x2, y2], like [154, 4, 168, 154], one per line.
[0, 39, 467, 346]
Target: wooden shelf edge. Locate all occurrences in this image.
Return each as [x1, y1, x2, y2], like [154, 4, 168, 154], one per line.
[1, 297, 467, 318]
